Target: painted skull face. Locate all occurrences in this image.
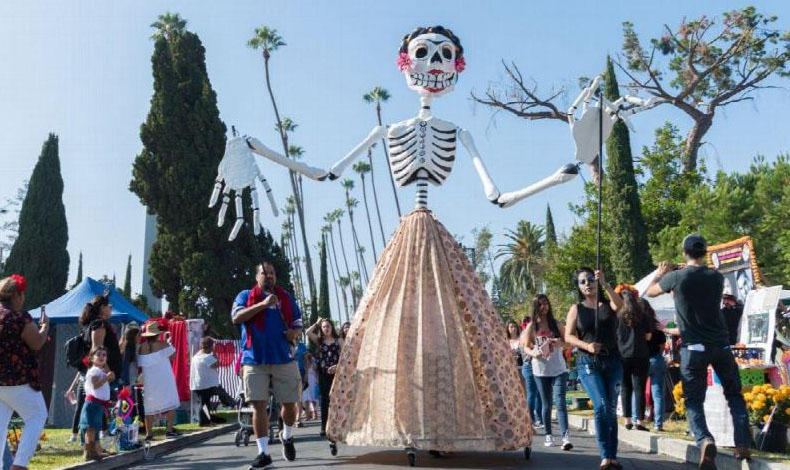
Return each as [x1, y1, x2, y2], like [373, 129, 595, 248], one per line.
[400, 32, 462, 98]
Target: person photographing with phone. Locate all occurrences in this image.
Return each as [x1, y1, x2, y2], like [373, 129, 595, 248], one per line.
[565, 268, 623, 470]
[646, 234, 751, 468]
[232, 261, 303, 469]
[0, 274, 49, 470]
[522, 294, 573, 451]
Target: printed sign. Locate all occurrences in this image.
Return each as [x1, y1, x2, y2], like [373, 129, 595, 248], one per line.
[708, 237, 762, 305]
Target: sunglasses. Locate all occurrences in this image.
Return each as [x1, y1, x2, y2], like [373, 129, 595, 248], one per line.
[93, 352, 107, 357]
[578, 277, 597, 285]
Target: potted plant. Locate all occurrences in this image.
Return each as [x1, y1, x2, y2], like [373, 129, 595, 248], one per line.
[744, 384, 790, 453]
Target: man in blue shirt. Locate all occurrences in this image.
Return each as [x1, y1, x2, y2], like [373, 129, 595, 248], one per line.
[232, 262, 302, 469]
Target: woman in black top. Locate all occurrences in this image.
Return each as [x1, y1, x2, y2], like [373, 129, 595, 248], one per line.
[306, 318, 343, 437]
[565, 267, 623, 470]
[71, 295, 122, 439]
[614, 285, 651, 431]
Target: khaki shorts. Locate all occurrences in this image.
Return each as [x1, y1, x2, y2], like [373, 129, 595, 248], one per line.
[243, 362, 300, 404]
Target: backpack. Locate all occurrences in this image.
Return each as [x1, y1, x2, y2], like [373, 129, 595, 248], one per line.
[64, 327, 90, 371]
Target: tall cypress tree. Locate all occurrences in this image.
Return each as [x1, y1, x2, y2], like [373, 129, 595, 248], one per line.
[545, 204, 557, 247]
[74, 251, 83, 287]
[4, 134, 69, 307]
[317, 234, 330, 324]
[123, 254, 132, 297]
[130, 14, 291, 335]
[602, 56, 652, 282]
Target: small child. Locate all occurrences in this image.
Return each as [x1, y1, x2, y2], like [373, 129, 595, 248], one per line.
[79, 347, 114, 461]
[301, 352, 319, 421]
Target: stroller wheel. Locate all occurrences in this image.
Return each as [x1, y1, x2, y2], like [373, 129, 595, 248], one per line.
[244, 433, 250, 446]
[234, 430, 242, 447]
[330, 442, 337, 456]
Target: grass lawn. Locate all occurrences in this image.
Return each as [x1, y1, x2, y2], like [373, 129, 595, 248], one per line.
[24, 422, 205, 470]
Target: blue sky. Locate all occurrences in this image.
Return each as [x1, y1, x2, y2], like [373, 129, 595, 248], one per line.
[1, 1, 788, 309]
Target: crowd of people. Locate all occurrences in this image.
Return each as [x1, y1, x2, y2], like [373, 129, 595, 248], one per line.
[0, 233, 755, 470]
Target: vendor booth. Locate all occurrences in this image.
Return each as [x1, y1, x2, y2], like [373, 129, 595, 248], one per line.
[27, 278, 148, 427]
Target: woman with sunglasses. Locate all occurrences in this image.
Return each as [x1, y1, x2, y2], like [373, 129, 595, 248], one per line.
[565, 267, 623, 470]
[523, 295, 572, 450]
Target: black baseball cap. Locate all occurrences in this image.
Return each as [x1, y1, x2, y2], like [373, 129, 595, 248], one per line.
[682, 233, 708, 252]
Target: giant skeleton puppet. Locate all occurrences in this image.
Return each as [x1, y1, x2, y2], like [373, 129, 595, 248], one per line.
[210, 25, 657, 458]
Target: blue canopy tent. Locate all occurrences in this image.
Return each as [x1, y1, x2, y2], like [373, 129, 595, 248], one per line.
[29, 277, 148, 427]
[29, 277, 148, 324]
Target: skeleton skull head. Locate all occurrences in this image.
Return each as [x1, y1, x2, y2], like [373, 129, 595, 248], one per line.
[398, 26, 464, 99]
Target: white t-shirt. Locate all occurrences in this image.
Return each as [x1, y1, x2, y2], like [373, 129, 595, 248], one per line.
[190, 351, 219, 390]
[84, 366, 110, 401]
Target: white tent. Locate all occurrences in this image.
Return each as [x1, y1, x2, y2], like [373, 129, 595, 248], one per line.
[635, 269, 676, 322]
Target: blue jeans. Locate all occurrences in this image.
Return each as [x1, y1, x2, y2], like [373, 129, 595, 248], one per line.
[535, 372, 569, 437]
[577, 354, 622, 460]
[521, 362, 543, 424]
[680, 346, 751, 448]
[646, 354, 666, 428]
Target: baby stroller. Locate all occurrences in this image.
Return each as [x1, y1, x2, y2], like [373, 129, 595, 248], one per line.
[233, 390, 254, 447]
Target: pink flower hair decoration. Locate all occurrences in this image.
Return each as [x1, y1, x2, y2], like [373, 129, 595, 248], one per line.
[455, 56, 466, 73]
[397, 52, 411, 71]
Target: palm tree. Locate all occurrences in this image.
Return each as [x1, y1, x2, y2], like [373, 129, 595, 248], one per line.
[363, 86, 401, 217]
[324, 212, 351, 315]
[150, 12, 187, 41]
[248, 26, 317, 311]
[281, 218, 305, 305]
[496, 220, 545, 296]
[287, 144, 305, 201]
[333, 209, 356, 311]
[284, 198, 306, 303]
[350, 271, 363, 309]
[353, 160, 378, 263]
[365, 143, 387, 246]
[322, 225, 344, 320]
[337, 276, 351, 323]
[342, 179, 369, 284]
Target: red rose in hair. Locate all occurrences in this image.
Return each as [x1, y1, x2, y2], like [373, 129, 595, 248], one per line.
[10, 274, 26, 293]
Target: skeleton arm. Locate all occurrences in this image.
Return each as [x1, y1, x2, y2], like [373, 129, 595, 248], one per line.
[245, 137, 329, 181]
[458, 129, 578, 208]
[568, 75, 602, 125]
[326, 125, 388, 179]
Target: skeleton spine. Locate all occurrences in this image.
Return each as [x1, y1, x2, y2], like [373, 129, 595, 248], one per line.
[415, 180, 428, 209]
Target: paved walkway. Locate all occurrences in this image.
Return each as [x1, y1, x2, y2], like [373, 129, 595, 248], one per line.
[132, 421, 693, 469]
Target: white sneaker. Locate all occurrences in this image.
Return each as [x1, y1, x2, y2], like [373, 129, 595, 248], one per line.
[68, 434, 77, 443]
[562, 433, 573, 451]
[544, 435, 554, 447]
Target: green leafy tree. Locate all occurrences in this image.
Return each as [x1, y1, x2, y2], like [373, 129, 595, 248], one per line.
[3, 134, 69, 308]
[130, 15, 291, 335]
[496, 220, 544, 297]
[619, 6, 790, 172]
[123, 254, 132, 297]
[73, 251, 83, 287]
[602, 56, 652, 282]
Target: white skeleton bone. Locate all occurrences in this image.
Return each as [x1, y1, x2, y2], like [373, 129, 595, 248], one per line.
[568, 75, 664, 166]
[230, 29, 582, 212]
[209, 136, 279, 241]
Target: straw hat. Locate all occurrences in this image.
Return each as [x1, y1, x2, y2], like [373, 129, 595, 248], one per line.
[142, 321, 164, 337]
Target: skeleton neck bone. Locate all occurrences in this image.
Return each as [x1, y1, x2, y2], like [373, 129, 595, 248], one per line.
[418, 96, 433, 120]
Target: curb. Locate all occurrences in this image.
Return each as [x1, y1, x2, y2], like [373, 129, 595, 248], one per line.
[567, 413, 785, 470]
[60, 423, 238, 470]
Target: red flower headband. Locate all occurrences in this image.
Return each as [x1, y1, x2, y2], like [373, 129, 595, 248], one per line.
[10, 274, 27, 293]
[614, 283, 639, 297]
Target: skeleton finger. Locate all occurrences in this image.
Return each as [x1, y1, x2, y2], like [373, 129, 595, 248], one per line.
[228, 194, 244, 241]
[250, 187, 262, 236]
[258, 175, 278, 217]
[217, 185, 231, 227]
[208, 175, 223, 207]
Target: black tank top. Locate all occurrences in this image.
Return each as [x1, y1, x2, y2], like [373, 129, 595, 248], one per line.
[576, 302, 618, 356]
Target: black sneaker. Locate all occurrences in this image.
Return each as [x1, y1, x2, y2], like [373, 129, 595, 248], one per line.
[165, 429, 182, 439]
[250, 452, 273, 469]
[279, 430, 296, 461]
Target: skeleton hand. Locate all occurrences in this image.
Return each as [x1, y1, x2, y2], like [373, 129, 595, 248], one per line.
[209, 136, 279, 241]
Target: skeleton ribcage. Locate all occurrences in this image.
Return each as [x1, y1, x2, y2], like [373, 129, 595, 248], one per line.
[388, 118, 457, 187]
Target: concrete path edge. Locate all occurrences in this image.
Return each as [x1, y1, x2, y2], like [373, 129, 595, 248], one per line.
[567, 413, 784, 470]
[59, 423, 239, 470]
